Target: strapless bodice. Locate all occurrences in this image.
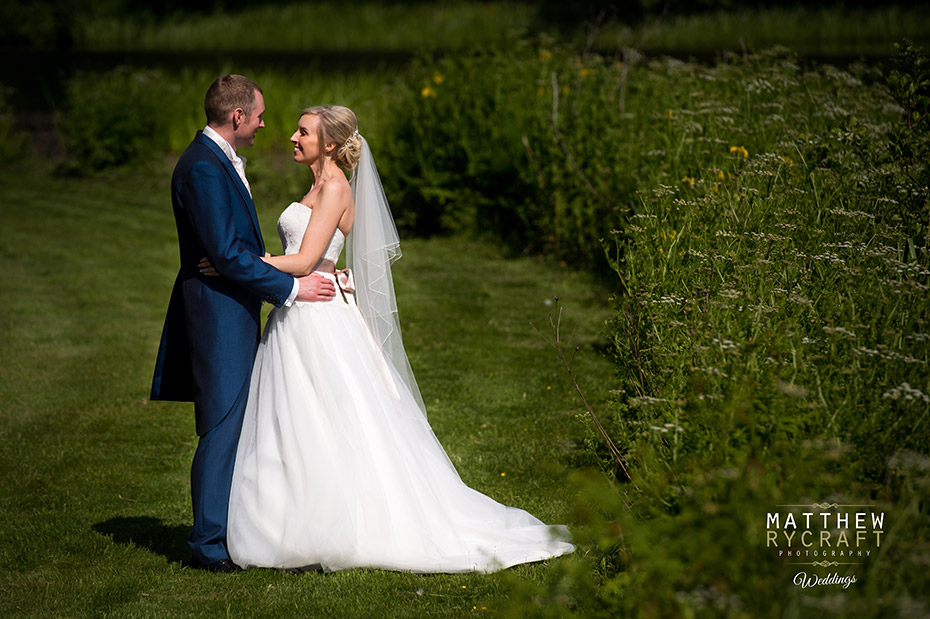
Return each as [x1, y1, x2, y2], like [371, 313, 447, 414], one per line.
[276, 202, 345, 264]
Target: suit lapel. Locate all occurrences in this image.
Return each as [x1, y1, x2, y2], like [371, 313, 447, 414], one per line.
[194, 132, 265, 253]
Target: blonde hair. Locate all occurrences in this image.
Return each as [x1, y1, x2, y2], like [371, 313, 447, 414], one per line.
[300, 105, 361, 171]
[205, 74, 261, 126]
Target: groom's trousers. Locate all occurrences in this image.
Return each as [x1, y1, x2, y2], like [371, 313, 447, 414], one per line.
[188, 376, 249, 564]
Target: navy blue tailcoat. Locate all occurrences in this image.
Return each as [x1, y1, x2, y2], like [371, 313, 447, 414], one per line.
[151, 131, 294, 435]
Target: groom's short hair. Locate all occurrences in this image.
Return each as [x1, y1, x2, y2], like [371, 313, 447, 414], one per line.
[204, 74, 262, 126]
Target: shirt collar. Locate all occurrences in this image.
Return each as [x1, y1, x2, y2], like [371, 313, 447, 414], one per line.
[203, 125, 247, 168]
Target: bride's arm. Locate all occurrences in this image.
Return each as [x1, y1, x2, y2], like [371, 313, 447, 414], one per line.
[262, 184, 350, 277]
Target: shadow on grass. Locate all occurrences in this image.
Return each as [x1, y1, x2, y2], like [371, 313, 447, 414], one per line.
[94, 516, 189, 564]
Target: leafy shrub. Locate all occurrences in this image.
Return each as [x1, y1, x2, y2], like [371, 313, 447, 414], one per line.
[384, 41, 654, 268]
[885, 40, 930, 236]
[61, 67, 176, 172]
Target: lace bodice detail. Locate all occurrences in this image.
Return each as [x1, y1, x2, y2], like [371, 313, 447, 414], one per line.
[277, 202, 345, 264]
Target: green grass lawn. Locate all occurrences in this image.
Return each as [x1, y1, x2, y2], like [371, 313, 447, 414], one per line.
[0, 161, 613, 617]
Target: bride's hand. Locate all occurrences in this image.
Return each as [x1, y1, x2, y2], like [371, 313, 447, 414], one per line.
[198, 257, 219, 277]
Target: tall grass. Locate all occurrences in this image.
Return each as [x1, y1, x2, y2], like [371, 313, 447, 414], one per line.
[497, 47, 930, 617]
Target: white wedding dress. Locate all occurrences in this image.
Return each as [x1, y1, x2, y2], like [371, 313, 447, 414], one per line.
[227, 202, 574, 573]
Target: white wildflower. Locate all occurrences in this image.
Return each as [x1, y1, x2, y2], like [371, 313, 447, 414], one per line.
[631, 396, 670, 405]
[882, 383, 930, 404]
[823, 326, 857, 338]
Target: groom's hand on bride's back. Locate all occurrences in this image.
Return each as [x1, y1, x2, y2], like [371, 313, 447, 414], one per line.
[296, 273, 336, 302]
[198, 256, 335, 302]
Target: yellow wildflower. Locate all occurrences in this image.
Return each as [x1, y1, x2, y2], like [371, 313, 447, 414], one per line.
[729, 145, 748, 158]
[561, 85, 570, 95]
[433, 72, 444, 85]
[782, 156, 794, 166]
[420, 85, 437, 99]
[717, 170, 725, 180]
[539, 50, 553, 61]
[682, 176, 696, 188]
[579, 68, 592, 78]
[668, 109, 674, 119]
[671, 230, 676, 239]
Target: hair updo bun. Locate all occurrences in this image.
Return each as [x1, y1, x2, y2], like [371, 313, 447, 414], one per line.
[300, 104, 361, 172]
[335, 130, 363, 171]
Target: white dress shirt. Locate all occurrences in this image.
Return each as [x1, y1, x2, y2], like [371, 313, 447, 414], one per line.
[202, 125, 299, 306]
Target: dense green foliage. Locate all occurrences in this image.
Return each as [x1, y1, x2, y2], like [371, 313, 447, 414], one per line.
[498, 45, 930, 617]
[58, 65, 402, 178]
[886, 39, 930, 193]
[383, 42, 631, 266]
[61, 68, 175, 172]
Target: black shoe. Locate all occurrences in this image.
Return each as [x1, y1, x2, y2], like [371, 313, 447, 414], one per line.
[190, 558, 242, 573]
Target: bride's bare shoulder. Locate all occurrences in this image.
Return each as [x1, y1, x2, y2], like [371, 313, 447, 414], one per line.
[320, 180, 352, 200]
[317, 178, 353, 207]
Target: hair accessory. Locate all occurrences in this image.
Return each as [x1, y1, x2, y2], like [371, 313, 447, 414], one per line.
[343, 129, 361, 148]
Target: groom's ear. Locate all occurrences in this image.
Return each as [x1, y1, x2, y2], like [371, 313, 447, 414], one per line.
[231, 108, 245, 129]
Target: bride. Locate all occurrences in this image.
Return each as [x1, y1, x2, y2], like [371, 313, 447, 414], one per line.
[222, 105, 574, 573]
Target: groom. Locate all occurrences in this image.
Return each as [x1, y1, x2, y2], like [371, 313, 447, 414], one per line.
[151, 74, 335, 572]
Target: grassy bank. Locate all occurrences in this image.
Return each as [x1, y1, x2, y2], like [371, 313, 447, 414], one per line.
[0, 160, 613, 617]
